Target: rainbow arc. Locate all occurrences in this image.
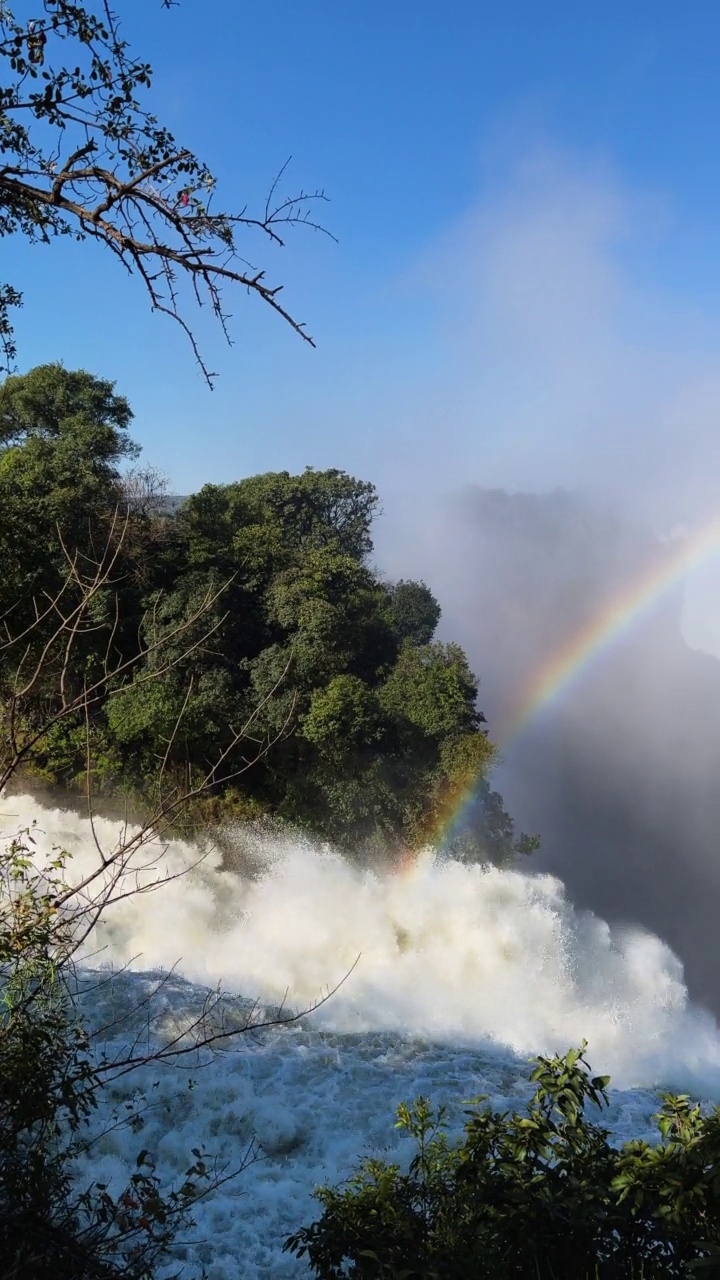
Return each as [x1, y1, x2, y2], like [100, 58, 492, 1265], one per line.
[426, 517, 720, 852]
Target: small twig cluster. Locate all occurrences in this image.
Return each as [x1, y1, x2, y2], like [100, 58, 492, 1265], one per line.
[0, 2, 334, 382]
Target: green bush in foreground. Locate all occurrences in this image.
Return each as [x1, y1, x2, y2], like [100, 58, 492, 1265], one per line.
[285, 1044, 720, 1279]
[0, 828, 229, 1280]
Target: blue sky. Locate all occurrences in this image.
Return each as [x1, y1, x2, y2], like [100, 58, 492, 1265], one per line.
[14, 0, 720, 515]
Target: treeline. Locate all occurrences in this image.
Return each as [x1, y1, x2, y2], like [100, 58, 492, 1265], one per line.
[0, 363, 534, 862]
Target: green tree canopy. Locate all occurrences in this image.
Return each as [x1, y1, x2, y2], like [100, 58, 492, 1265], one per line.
[178, 468, 379, 578]
[385, 579, 442, 646]
[0, 363, 138, 612]
[0, 362, 133, 445]
[0, 366, 536, 864]
[380, 641, 483, 739]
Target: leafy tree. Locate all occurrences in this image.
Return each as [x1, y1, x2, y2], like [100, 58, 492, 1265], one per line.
[0, 362, 146, 649]
[303, 675, 385, 754]
[0, 365, 150, 773]
[234, 468, 379, 563]
[0, 370, 534, 862]
[286, 1043, 720, 1279]
[380, 641, 483, 740]
[104, 568, 249, 790]
[385, 579, 442, 647]
[0, 1, 329, 381]
[0, 362, 136, 580]
[0, 360, 133, 443]
[178, 468, 379, 578]
[441, 776, 541, 864]
[267, 549, 397, 686]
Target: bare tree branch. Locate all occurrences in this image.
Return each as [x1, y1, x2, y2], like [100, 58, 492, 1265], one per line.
[0, 3, 335, 384]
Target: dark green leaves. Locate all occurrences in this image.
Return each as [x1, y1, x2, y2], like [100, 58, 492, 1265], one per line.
[286, 1044, 720, 1279]
[0, 388, 529, 865]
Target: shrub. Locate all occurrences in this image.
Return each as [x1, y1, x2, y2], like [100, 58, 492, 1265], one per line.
[0, 826, 224, 1279]
[285, 1044, 720, 1279]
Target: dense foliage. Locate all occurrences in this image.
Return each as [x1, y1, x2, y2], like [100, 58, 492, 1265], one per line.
[0, 362, 534, 863]
[286, 1044, 720, 1279]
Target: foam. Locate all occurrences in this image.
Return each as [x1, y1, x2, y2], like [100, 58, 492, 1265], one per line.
[4, 796, 720, 1276]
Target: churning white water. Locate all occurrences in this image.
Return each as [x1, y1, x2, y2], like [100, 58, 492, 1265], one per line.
[4, 795, 720, 1278]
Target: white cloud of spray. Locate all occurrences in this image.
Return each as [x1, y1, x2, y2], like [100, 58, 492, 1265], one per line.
[6, 795, 720, 1092]
[374, 144, 720, 1013]
[379, 145, 720, 531]
[11, 796, 720, 1278]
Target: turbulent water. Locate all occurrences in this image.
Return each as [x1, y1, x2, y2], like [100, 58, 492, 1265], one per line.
[5, 795, 720, 1279]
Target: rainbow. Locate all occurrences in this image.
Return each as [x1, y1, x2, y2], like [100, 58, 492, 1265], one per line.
[426, 514, 720, 853]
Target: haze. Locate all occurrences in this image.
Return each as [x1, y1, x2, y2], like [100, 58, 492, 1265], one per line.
[14, 1, 720, 1007]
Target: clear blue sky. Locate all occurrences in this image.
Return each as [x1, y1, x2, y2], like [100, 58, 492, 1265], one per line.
[14, 0, 720, 511]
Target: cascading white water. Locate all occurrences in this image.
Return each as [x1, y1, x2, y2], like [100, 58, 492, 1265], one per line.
[12, 794, 720, 1087]
[4, 795, 720, 1278]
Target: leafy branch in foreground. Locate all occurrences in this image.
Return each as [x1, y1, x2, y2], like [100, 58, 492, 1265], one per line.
[286, 1043, 720, 1279]
[0, 1, 333, 382]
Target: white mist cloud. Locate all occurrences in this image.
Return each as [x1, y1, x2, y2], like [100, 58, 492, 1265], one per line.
[9, 794, 720, 1088]
[377, 144, 720, 653]
[381, 148, 713, 512]
[371, 144, 720, 1015]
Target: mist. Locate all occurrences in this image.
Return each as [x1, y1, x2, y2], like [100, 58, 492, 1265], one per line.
[374, 145, 720, 1014]
[379, 145, 720, 518]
